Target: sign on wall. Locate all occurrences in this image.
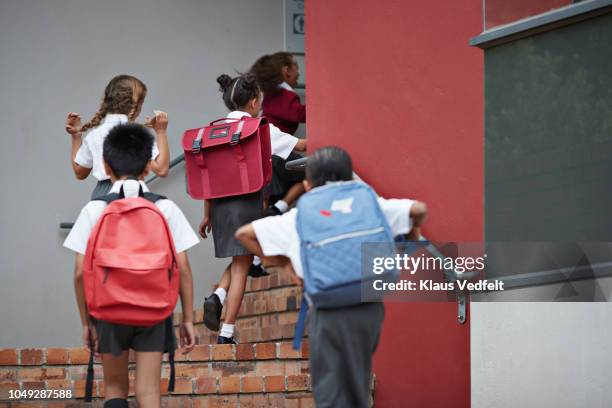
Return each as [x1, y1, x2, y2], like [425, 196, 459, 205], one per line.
[284, 0, 304, 54]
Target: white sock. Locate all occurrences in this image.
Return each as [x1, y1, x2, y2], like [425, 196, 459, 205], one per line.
[253, 256, 262, 266]
[220, 323, 235, 338]
[274, 200, 289, 213]
[214, 287, 227, 305]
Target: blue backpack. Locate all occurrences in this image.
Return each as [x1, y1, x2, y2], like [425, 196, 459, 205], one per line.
[292, 181, 396, 349]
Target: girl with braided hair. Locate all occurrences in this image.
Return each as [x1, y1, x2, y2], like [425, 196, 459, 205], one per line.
[64, 75, 170, 198]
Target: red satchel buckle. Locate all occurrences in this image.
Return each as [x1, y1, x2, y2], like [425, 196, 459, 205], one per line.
[191, 139, 201, 153]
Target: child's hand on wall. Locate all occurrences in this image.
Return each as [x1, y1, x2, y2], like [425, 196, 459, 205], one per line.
[405, 226, 422, 241]
[144, 110, 168, 133]
[65, 112, 82, 136]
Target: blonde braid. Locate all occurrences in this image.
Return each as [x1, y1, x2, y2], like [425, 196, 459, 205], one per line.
[80, 101, 108, 133]
[80, 75, 146, 132]
[126, 99, 138, 122]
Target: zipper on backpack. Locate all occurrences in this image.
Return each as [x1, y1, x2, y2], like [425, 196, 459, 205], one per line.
[307, 226, 385, 248]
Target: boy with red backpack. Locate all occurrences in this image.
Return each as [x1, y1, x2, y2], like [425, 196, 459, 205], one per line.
[64, 123, 199, 408]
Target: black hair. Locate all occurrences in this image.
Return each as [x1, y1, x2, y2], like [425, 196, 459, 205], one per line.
[216, 73, 260, 111]
[306, 146, 354, 188]
[103, 123, 154, 178]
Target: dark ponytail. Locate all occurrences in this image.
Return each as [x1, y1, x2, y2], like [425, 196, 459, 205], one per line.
[216, 73, 260, 111]
[250, 52, 295, 96]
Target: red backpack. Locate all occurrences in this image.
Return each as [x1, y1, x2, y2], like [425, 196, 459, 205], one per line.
[82, 184, 180, 400]
[182, 116, 272, 199]
[83, 187, 179, 326]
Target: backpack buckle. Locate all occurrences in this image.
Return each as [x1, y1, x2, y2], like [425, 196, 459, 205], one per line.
[230, 132, 241, 145]
[192, 128, 205, 153]
[191, 139, 201, 153]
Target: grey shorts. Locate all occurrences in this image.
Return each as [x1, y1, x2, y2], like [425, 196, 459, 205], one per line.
[92, 317, 176, 356]
[309, 303, 384, 408]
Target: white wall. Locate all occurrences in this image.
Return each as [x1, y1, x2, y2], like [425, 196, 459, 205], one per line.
[472, 300, 612, 407]
[0, 0, 285, 347]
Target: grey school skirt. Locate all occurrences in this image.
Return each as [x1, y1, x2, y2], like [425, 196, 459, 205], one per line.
[91, 179, 113, 200]
[211, 190, 264, 258]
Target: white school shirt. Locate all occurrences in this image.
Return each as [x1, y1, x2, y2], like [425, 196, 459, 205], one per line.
[63, 179, 199, 255]
[74, 114, 160, 181]
[252, 182, 416, 278]
[226, 110, 298, 160]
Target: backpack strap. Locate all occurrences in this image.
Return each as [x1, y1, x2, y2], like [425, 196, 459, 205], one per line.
[292, 297, 309, 351]
[93, 183, 167, 205]
[84, 328, 95, 402]
[94, 193, 122, 204]
[142, 192, 167, 203]
[165, 317, 176, 393]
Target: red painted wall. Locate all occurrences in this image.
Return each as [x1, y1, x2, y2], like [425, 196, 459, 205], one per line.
[486, 0, 571, 29]
[306, 1, 483, 406]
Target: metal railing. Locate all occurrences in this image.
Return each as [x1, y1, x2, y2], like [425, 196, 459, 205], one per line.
[145, 153, 185, 184]
[285, 156, 308, 171]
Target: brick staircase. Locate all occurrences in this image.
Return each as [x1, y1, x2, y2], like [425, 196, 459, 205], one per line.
[0, 268, 316, 407]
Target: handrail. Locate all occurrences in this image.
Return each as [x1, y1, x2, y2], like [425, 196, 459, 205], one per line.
[59, 153, 186, 230]
[146, 153, 185, 184]
[285, 156, 308, 171]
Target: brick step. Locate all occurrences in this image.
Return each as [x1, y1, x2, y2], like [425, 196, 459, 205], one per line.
[197, 284, 303, 322]
[0, 342, 310, 405]
[194, 311, 306, 345]
[178, 283, 305, 344]
[243, 268, 296, 294]
[173, 270, 305, 344]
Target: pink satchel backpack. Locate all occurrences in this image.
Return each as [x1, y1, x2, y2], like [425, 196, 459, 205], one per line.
[183, 116, 272, 199]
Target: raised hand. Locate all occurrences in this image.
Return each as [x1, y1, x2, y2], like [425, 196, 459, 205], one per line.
[65, 112, 82, 136]
[144, 110, 168, 133]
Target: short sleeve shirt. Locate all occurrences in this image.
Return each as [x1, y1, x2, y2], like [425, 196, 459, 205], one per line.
[74, 114, 160, 181]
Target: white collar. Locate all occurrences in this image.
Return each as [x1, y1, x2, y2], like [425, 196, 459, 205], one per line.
[103, 114, 129, 126]
[109, 179, 150, 196]
[226, 110, 253, 119]
[279, 82, 295, 93]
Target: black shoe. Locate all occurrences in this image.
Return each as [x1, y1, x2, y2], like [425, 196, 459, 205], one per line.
[264, 205, 282, 217]
[203, 294, 222, 332]
[248, 263, 270, 278]
[217, 335, 236, 344]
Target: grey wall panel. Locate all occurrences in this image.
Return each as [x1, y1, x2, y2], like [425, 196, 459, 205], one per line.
[0, 0, 284, 347]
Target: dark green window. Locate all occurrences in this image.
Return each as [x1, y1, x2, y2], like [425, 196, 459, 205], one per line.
[485, 11, 612, 284]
